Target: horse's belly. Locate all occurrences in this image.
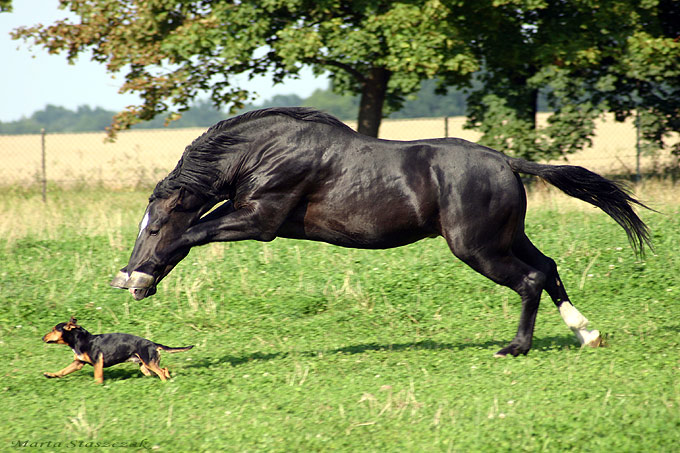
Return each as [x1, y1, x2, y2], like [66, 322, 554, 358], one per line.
[279, 202, 437, 249]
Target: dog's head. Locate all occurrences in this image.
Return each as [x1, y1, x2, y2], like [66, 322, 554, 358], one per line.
[42, 316, 81, 344]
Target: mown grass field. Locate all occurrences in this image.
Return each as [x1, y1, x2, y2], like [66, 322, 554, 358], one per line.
[1, 183, 678, 452]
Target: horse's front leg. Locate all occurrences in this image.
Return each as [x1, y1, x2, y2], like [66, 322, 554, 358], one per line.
[178, 200, 292, 249]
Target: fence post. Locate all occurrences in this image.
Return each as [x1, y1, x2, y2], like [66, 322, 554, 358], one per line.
[635, 110, 641, 182]
[444, 116, 449, 138]
[41, 128, 46, 202]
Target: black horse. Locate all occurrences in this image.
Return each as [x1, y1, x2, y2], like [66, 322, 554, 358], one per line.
[111, 107, 651, 357]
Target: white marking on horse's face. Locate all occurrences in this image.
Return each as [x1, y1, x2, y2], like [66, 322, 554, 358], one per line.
[138, 211, 150, 238]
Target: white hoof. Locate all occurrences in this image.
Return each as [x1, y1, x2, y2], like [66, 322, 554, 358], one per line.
[572, 328, 602, 348]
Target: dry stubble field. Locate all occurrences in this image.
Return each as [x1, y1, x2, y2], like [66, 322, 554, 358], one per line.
[2, 113, 677, 188]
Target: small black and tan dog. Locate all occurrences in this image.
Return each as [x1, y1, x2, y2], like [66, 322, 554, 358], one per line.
[42, 317, 193, 383]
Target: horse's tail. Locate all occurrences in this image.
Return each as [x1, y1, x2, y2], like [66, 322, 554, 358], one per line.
[507, 157, 653, 256]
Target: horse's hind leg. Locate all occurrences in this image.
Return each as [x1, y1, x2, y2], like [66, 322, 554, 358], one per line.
[513, 234, 602, 347]
[447, 240, 547, 357]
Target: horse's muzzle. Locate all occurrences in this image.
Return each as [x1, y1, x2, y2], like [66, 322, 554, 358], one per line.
[110, 270, 131, 289]
[110, 271, 157, 300]
[128, 286, 157, 300]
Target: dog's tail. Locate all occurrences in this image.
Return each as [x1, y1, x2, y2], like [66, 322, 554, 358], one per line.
[156, 344, 194, 353]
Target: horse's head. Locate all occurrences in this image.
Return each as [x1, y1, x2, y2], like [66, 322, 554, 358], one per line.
[111, 188, 210, 300]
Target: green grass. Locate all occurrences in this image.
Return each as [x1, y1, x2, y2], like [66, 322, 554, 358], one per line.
[1, 187, 678, 452]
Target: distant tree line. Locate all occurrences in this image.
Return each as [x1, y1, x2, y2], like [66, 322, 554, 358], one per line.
[0, 81, 473, 134]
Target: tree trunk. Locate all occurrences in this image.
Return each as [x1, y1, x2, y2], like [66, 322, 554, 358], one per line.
[357, 67, 390, 137]
[510, 72, 538, 129]
[527, 87, 538, 130]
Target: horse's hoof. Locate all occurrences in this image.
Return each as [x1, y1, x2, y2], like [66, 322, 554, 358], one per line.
[584, 330, 603, 348]
[573, 328, 603, 348]
[494, 345, 526, 357]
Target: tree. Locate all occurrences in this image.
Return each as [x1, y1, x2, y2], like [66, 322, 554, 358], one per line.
[389, 79, 467, 119]
[0, 83, 470, 134]
[0, 104, 121, 133]
[301, 88, 359, 120]
[453, 0, 680, 161]
[11, 0, 478, 137]
[135, 98, 227, 129]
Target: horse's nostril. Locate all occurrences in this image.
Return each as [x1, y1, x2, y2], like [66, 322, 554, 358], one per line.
[130, 288, 149, 300]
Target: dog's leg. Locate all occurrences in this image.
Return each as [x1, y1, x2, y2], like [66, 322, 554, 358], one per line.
[136, 354, 168, 381]
[139, 364, 152, 376]
[146, 362, 170, 381]
[93, 355, 104, 384]
[44, 360, 84, 378]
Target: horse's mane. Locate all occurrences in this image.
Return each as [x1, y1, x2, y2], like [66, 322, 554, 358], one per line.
[152, 108, 353, 200]
[208, 107, 352, 135]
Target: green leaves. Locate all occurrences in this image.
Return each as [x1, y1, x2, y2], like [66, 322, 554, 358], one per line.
[623, 31, 680, 81]
[8, 0, 679, 152]
[10, 0, 481, 137]
[458, 0, 680, 161]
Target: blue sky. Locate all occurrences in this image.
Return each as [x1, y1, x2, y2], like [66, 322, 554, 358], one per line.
[0, 0, 328, 122]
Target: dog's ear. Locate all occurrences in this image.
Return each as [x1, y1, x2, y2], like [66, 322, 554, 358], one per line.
[64, 316, 79, 330]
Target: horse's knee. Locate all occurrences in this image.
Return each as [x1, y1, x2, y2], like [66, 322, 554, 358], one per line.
[258, 231, 277, 242]
[545, 256, 558, 277]
[518, 270, 546, 300]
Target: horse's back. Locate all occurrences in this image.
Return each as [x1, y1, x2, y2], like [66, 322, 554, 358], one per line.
[416, 139, 527, 254]
[278, 134, 524, 249]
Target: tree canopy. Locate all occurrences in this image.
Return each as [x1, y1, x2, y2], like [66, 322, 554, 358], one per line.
[7, 0, 680, 160]
[456, 0, 680, 160]
[10, 0, 477, 137]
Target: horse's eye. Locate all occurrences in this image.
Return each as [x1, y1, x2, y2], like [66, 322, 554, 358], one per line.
[148, 226, 160, 236]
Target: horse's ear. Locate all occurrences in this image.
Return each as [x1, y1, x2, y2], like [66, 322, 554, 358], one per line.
[172, 187, 204, 211]
[167, 187, 185, 210]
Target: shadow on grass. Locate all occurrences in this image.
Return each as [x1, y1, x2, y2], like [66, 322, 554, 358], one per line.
[186, 335, 579, 369]
[101, 367, 148, 382]
[663, 324, 680, 333]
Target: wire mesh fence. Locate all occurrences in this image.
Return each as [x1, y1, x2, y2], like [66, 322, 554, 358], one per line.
[1, 114, 677, 193]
